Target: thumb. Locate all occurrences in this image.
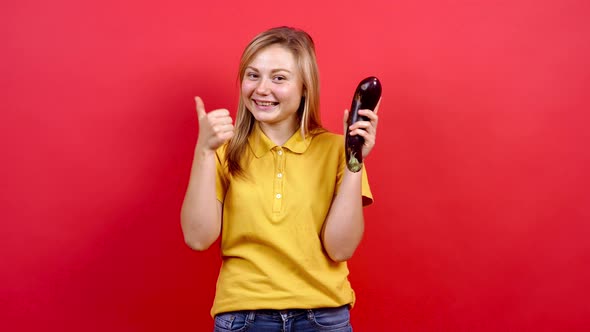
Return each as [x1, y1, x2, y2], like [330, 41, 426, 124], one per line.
[374, 97, 382, 115]
[194, 96, 207, 119]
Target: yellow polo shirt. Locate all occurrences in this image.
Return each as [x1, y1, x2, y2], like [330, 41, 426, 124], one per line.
[211, 123, 373, 316]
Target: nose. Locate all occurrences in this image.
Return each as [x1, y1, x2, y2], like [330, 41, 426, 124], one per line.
[255, 78, 271, 95]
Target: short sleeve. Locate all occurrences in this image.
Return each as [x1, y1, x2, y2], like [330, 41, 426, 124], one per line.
[360, 164, 373, 206]
[215, 147, 229, 203]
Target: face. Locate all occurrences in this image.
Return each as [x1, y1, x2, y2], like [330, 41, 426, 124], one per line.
[241, 45, 304, 131]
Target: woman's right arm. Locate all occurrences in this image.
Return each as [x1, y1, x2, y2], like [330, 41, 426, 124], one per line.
[180, 97, 234, 251]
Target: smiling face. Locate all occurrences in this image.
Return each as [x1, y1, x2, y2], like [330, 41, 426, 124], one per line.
[241, 44, 304, 133]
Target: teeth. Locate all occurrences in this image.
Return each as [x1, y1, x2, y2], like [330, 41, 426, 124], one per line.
[257, 101, 276, 106]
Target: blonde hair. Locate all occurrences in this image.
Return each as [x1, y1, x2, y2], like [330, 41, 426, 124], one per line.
[225, 26, 324, 177]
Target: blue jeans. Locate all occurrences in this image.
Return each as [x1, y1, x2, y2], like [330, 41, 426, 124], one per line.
[213, 305, 352, 332]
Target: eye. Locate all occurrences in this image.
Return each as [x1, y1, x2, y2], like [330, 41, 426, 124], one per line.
[273, 75, 286, 82]
[246, 72, 259, 80]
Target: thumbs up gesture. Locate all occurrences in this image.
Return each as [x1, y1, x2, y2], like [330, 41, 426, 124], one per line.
[194, 96, 235, 151]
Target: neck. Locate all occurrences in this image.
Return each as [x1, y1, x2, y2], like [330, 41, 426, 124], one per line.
[259, 119, 299, 146]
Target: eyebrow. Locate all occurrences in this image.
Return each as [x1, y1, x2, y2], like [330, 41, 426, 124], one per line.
[245, 66, 292, 74]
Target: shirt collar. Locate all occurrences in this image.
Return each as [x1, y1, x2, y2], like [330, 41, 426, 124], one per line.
[248, 122, 312, 158]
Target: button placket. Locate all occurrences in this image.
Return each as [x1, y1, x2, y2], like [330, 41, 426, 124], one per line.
[272, 148, 285, 213]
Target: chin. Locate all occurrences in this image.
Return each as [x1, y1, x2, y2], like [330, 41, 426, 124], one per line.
[253, 114, 278, 125]
[250, 108, 278, 120]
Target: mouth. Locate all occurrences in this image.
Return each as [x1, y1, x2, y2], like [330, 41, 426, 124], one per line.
[254, 99, 279, 107]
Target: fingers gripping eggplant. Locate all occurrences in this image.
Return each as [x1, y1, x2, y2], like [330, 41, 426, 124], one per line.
[345, 76, 382, 172]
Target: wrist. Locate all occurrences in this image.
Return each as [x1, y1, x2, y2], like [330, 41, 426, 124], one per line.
[194, 144, 216, 159]
[343, 166, 363, 178]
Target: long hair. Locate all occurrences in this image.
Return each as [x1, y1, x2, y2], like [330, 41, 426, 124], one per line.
[225, 26, 323, 177]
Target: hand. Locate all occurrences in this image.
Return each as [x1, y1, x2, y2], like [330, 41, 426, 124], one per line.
[343, 98, 381, 160]
[194, 96, 235, 151]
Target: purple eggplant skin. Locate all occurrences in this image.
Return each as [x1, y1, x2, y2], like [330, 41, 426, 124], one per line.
[345, 76, 382, 172]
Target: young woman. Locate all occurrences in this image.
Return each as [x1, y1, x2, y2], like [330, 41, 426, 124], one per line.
[181, 26, 380, 332]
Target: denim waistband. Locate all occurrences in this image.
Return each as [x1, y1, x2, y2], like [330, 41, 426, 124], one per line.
[251, 308, 309, 319]
[242, 305, 349, 320]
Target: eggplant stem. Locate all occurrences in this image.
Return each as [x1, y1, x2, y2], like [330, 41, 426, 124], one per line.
[348, 152, 362, 172]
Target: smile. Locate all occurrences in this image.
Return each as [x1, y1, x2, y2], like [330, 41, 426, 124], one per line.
[254, 100, 279, 107]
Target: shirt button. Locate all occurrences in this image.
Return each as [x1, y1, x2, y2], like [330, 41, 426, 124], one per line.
[277, 173, 283, 178]
[276, 193, 282, 199]
[277, 150, 283, 155]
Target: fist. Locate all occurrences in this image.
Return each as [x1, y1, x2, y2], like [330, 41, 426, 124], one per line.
[194, 96, 235, 151]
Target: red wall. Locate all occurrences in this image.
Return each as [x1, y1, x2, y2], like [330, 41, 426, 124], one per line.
[2, 0, 589, 331]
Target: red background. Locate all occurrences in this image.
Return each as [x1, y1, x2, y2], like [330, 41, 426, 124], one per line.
[2, 0, 589, 331]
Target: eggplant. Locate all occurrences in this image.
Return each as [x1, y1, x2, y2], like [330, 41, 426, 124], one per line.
[345, 76, 382, 172]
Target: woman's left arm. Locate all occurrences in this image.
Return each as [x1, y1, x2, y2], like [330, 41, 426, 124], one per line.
[322, 102, 380, 262]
